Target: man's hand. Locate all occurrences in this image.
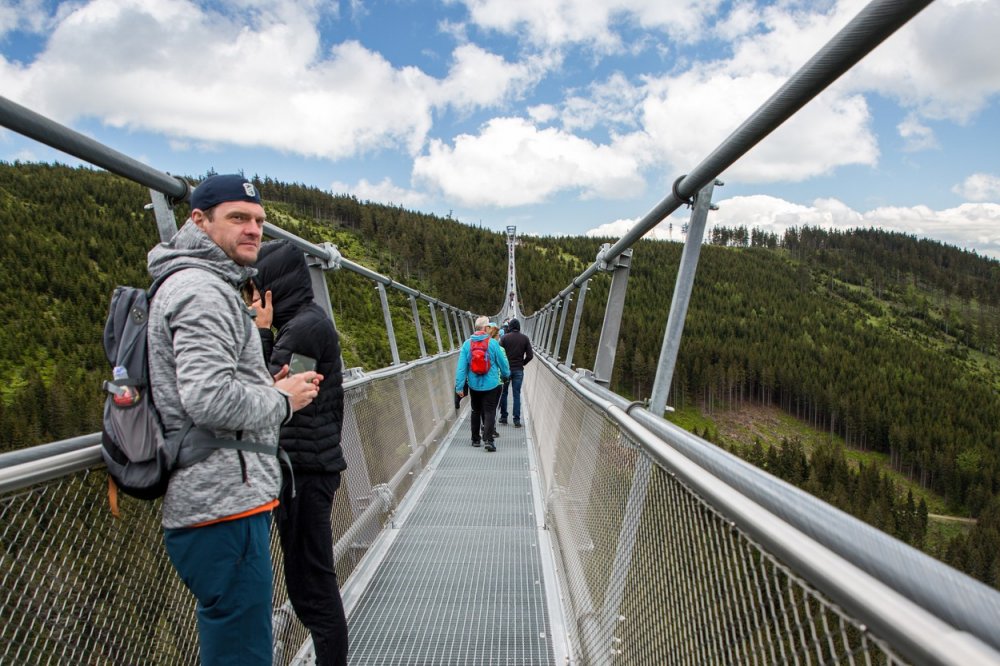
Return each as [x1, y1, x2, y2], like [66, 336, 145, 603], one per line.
[456, 390, 464, 398]
[252, 289, 274, 329]
[276, 370, 324, 412]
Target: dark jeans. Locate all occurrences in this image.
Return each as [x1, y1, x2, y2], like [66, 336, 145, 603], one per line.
[499, 369, 524, 421]
[164, 513, 273, 666]
[277, 473, 348, 666]
[470, 385, 501, 443]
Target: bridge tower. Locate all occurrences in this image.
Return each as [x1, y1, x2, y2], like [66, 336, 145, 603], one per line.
[502, 225, 521, 323]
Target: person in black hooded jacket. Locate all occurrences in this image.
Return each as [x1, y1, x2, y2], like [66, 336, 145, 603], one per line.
[252, 239, 348, 666]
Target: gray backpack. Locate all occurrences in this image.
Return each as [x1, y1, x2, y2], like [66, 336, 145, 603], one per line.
[101, 269, 284, 501]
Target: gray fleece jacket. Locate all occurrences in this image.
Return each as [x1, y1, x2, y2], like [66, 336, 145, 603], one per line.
[147, 220, 289, 529]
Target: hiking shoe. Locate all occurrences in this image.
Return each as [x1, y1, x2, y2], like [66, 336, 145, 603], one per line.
[498, 418, 508, 425]
[491, 430, 500, 439]
[471, 439, 481, 447]
[513, 420, 522, 428]
[485, 442, 496, 452]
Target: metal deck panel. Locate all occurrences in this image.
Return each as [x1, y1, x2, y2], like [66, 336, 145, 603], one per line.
[347, 411, 556, 665]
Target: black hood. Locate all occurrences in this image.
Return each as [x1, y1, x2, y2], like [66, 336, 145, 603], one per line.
[508, 318, 520, 331]
[252, 240, 313, 329]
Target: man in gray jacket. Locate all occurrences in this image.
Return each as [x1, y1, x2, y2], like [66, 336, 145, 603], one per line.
[147, 174, 321, 666]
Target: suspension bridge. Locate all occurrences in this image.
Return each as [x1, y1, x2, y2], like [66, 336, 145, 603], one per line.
[2, 0, 1000, 663]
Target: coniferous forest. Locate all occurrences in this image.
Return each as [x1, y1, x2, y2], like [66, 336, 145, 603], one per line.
[1, 162, 999, 588]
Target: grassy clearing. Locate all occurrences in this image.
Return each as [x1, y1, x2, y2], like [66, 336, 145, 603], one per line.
[924, 518, 972, 559]
[667, 402, 955, 516]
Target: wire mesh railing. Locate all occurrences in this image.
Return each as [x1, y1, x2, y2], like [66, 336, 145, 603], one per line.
[0, 353, 458, 665]
[524, 355, 1000, 665]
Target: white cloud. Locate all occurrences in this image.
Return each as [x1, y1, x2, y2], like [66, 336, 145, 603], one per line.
[708, 195, 863, 233]
[952, 173, 1000, 202]
[0, 0, 50, 40]
[0, 0, 543, 162]
[897, 115, 937, 152]
[330, 177, 429, 208]
[10, 147, 38, 162]
[648, 194, 1000, 259]
[436, 43, 549, 111]
[860, 202, 1000, 258]
[713, 1, 761, 42]
[412, 116, 648, 206]
[847, 0, 1000, 122]
[451, 0, 723, 51]
[560, 72, 643, 132]
[1, 0, 996, 230]
[639, 68, 878, 183]
[585, 215, 681, 240]
[527, 104, 558, 124]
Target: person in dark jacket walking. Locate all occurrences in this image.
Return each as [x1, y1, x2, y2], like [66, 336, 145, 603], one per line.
[498, 318, 533, 428]
[252, 239, 348, 666]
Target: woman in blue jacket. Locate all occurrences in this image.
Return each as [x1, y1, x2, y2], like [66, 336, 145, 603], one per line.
[455, 316, 510, 452]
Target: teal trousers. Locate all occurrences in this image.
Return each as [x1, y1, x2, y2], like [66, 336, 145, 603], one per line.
[164, 512, 273, 665]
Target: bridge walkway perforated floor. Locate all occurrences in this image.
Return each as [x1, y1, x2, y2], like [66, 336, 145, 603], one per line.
[345, 406, 557, 665]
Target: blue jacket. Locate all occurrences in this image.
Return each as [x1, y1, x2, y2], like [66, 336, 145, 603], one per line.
[455, 332, 510, 393]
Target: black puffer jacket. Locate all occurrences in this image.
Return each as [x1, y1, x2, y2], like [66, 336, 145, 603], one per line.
[500, 318, 533, 371]
[253, 240, 346, 474]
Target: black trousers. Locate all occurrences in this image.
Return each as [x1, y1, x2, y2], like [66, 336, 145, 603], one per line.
[277, 472, 348, 666]
[469, 385, 501, 443]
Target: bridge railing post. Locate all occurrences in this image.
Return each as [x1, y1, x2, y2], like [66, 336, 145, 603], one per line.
[565, 279, 589, 369]
[541, 307, 554, 356]
[409, 295, 427, 358]
[592, 246, 633, 387]
[648, 180, 720, 416]
[548, 300, 562, 356]
[376, 282, 400, 366]
[451, 310, 461, 344]
[305, 243, 350, 374]
[148, 190, 180, 243]
[442, 307, 455, 350]
[553, 293, 571, 361]
[428, 302, 444, 354]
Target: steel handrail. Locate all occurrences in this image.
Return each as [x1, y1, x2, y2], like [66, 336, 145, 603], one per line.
[533, 350, 1000, 658]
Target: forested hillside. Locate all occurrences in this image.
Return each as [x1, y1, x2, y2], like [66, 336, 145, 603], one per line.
[2, 162, 998, 586]
[0, 163, 505, 451]
[510, 226, 1000, 586]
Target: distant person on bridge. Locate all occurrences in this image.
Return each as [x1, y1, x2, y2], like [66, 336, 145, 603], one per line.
[455, 316, 510, 452]
[147, 174, 322, 666]
[499, 318, 533, 428]
[252, 239, 349, 666]
[487, 322, 507, 441]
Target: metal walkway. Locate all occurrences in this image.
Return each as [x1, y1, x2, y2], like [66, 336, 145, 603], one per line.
[342, 402, 564, 665]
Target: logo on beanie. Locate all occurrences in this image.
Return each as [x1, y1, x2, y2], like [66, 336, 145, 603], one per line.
[243, 183, 257, 198]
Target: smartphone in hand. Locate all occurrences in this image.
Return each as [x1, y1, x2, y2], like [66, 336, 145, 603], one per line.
[288, 353, 317, 375]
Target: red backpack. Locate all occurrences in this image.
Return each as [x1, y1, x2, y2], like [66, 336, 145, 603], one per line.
[469, 337, 491, 375]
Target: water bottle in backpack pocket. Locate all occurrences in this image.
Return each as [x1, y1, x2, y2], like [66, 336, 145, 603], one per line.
[101, 269, 285, 506]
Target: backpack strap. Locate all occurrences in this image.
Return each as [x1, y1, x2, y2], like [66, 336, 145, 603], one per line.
[177, 427, 295, 497]
[151, 265, 286, 486]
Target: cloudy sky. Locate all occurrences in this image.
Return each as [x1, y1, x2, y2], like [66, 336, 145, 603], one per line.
[1, 0, 998, 257]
